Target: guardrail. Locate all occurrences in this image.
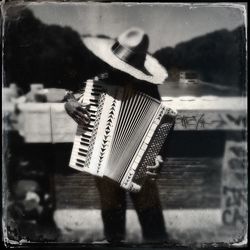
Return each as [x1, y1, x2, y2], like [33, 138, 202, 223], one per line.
[3, 97, 247, 143]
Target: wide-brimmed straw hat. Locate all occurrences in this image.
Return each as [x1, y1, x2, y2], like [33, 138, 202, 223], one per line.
[82, 27, 168, 84]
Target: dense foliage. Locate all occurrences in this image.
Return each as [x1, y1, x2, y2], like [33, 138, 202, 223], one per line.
[154, 26, 246, 93]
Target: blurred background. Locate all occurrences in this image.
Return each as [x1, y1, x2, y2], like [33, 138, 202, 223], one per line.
[2, 2, 247, 246]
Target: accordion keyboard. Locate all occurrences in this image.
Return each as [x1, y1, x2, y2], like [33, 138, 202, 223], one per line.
[70, 79, 104, 170]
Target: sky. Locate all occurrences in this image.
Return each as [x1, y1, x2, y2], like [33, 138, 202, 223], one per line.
[27, 2, 246, 53]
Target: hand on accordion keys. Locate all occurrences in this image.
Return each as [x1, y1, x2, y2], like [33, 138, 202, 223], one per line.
[64, 91, 91, 126]
[146, 155, 163, 181]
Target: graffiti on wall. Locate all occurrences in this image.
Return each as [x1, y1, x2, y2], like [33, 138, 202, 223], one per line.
[221, 141, 247, 227]
[175, 111, 246, 130]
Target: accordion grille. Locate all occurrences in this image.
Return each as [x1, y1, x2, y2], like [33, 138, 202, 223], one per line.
[103, 88, 160, 182]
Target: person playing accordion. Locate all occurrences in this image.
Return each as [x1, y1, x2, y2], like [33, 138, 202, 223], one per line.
[64, 27, 176, 243]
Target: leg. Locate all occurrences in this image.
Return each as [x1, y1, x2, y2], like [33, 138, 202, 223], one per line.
[130, 178, 167, 242]
[95, 177, 126, 242]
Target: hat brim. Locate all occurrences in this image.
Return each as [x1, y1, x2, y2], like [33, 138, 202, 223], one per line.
[82, 37, 168, 85]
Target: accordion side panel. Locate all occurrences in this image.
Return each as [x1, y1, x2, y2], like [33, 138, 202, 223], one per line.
[126, 108, 177, 192]
[95, 87, 124, 176]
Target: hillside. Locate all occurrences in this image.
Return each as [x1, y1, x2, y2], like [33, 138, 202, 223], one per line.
[154, 26, 246, 93]
[4, 8, 105, 92]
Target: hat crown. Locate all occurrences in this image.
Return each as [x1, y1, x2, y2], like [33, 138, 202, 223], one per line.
[117, 27, 149, 54]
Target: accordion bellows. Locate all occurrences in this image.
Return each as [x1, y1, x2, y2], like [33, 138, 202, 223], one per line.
[69, 79, 176, 192]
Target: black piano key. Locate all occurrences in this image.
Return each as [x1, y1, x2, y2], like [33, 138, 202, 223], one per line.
[81, 138, 90, 143]
[91, 92, 100, 97]
[81, 134, 91, 139]
[89, 98, 99, 102]
[80, 142, 89, 147]
[81, 128, 92, 132]
[88, 109, 96, 114]
[90, 99, 99, 103]
[82, 124, 94, 129]
[78, 152, 86, 157]
[92, 88, 102, 92]
[77, 159, 85, 164]
[92, 85, 103, 89]
[79, 148, 88, 153]
[80, 140, 90, 146]
[82, 134, 91, 139]
[79, 128, 93, 134]
[76, 163, 84, 167]
[80, 139, 90, 144]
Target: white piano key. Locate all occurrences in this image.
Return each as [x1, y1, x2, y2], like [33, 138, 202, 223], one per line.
[154, 119, 160, 125]
[81, 131, 92, 137]
[134, 156, 140, 164]
[72, 148, 88, 157]
[151, 123, 158, 131]
[79, 139, 91, 144]
[83, 93, 98, 99]
[71, 146, 88, 155]
[88, 106, 98, 112]
[74, 137, 89, 144]
[137, 149, 144, 158]
[131, 163, 138, 171]
[76, 141, 89, 149]
[147, 130, 154, 138]
[71, 153, 86, 162]
[141, 143, 147, 151]
[76, 158, 86, 164]
[144, 136, 151, 144]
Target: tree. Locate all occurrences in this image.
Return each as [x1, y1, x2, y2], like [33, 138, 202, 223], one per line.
[4, 8, 104, 92]
[154, 26, 246, 94]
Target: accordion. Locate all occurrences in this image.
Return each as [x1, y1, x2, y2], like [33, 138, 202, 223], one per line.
[69, 79, 176, 192]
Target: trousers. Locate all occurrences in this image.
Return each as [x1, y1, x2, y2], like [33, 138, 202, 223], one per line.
[95, 177, 167, 242]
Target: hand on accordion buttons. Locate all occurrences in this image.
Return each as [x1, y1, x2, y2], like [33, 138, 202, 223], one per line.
[146, 155, 163, 181]
[64, 91, 90, 126]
